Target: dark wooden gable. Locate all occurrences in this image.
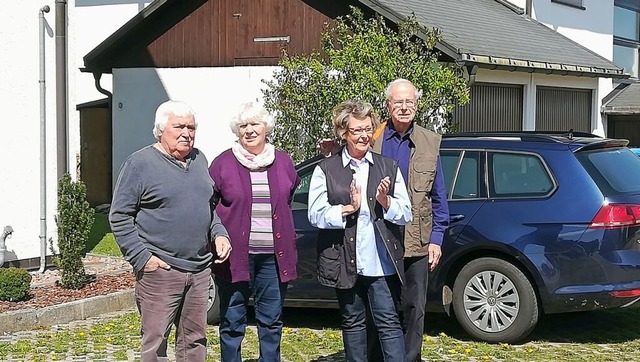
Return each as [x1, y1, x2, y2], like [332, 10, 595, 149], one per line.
[85, 0, 357, 72]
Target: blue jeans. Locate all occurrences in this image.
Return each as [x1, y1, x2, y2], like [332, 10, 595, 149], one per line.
[336, 275, 405, 362]
[218, 254, 288, 362]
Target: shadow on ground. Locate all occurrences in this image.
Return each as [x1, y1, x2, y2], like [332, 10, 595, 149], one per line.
[425, 308, 640, 345]
[278, 306, 640, 345]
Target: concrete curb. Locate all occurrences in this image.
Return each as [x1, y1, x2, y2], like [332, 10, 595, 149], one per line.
[0, 289, 135, 334]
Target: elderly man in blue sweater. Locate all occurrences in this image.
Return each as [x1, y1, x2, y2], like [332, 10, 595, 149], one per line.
[109, 100, 232, 362]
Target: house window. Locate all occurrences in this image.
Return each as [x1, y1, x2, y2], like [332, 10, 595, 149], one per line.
[551, 0, 585, 10]
[614, 0, 640, 78]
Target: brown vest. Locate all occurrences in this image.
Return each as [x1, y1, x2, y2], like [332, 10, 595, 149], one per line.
[372, 121, 441, 257]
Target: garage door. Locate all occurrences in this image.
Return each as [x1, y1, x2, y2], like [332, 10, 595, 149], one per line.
[536, 86, 592, 133]
[453, 83, 523, 132]
[609, 115, 640, 146]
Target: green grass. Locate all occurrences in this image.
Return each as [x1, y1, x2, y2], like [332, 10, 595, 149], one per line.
[86, 213, 121, 257]
[1, 308, 640, 361]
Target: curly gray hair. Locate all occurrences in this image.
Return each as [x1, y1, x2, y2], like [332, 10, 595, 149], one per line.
[152, 100, 197, 140]
[229, 102, 275, 137]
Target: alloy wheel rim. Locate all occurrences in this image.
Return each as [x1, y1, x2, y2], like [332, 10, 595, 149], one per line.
[463, 270, 520, 333]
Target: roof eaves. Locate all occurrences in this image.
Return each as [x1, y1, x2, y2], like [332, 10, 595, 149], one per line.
[83, 0, 170, 72]
[459, 53, 628, 79]
[357, 0, 460, 60]
[601, 106, 640, 115]
[601, 82, 640, 114]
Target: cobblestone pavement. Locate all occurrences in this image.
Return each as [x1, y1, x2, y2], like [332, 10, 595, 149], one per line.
[2, 304, 640, 361]
[0, 309, 348, 362]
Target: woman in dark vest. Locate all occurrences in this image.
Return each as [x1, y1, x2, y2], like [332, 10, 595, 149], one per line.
[308, 99, 412, 362]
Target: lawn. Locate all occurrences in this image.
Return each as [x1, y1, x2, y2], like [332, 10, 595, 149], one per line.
[0, 308, 639, 361]
[86, 213, 121, 257]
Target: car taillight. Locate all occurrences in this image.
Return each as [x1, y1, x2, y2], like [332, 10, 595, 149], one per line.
[609, 289, 640, 298]
[588, 204, 640, 229]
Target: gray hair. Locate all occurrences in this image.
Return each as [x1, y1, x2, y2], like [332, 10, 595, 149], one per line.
[332, 99, 381, 141]
[229, 102, 275, 137]
[383, 78, 423, 100]
[152, 100, 197, 140]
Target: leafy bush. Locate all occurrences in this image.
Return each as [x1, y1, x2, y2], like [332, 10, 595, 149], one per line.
[263, 6, 470, 162]
[56, 173, 94, 289]
[0, 267, 32, 301]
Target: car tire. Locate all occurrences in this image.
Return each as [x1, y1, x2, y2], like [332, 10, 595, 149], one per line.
[452, 257, 538, 343]
[207, 274, 221, 325]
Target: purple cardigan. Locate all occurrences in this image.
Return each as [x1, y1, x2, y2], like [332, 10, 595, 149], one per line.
[209, 149, 301, 283]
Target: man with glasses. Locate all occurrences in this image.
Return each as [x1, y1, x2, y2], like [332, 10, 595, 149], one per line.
[372, 78, 449, 362]
[319, 78, 449, 362]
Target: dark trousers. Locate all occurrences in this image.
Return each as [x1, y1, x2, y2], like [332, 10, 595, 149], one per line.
[135, 267, 210, 362]
[337, 275, 405, 362]
[401, 256, 430, 362]
[369, 256, 429, 362]
[218, 254, 288, 362]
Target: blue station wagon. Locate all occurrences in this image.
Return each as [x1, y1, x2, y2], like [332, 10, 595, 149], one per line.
[209, 132, 640, 343]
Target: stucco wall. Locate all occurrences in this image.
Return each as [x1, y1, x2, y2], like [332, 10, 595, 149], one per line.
[111, 67, 279, 187]
[0, 1, 149, 264]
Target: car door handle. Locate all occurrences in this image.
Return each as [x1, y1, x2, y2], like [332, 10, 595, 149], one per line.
[450, 214, 465, 223]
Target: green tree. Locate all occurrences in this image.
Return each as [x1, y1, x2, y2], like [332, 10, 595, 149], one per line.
[55, 173, 94, 289]
[263, 6, 470, 162]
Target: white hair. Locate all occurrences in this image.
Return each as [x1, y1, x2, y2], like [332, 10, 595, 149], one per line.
[152, 100, 197, 140]
[384, 78, 423, 100]
[229, 102, 275, 137]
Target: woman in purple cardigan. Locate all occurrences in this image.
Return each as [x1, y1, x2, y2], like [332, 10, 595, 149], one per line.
[209, 101, 300, 362]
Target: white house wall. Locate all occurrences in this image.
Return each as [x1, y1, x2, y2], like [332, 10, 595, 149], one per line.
[111, 67, 279, 187]
[75, 1, 151, 104]
[0, 1, 149, 265]
[1, 3, 65, 263]
[475, 68, 603, 134]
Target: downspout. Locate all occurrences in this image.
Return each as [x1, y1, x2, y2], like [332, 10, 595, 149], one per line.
[0, 226, 15, 267]
[39, 5, 51, 273]
[55, 0, 68, 179]
[525, 0, 533, 18]
[93, 72, 113, 100]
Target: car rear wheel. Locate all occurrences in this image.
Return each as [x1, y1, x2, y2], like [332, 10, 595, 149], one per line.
[207, 274, 221, 325]
[452, 257, 538, 343]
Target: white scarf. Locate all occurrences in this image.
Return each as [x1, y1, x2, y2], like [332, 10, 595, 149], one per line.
[231, 142, 276, 170]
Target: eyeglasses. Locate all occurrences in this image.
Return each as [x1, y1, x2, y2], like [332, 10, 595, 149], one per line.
[391, 99, 416, 109]
[348, 127, 375, 136]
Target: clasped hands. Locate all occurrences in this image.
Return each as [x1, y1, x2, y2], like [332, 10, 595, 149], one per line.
[342, 176, 392, 216]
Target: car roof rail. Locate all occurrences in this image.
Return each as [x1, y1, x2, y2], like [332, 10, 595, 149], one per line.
[443, 130, 601, 143]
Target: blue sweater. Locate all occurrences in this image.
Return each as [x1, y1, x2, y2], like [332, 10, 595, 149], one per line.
[109, 145, 229, 273]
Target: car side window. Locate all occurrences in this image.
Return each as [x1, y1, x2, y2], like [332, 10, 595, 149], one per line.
[292, 166, 314, 211]
[441, 150, 481, 200]
[490, 152, 553, 197]
[453, 152, 480, 199]
[441, 150, 461, 199]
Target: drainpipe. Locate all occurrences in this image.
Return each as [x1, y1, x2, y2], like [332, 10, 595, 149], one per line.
[93, 72, 113, 100]
[0, 226, 14, 267]
[525, 0, 533, 18]
[55, 0, 68, 179]
[39, 5, 50, 273]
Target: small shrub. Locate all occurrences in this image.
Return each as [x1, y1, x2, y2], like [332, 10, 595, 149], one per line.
[56, 173, 94, 290]
[0, 267, 32, 301]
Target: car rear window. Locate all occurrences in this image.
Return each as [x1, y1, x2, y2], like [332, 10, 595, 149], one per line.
[576, 147, 640, 195]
